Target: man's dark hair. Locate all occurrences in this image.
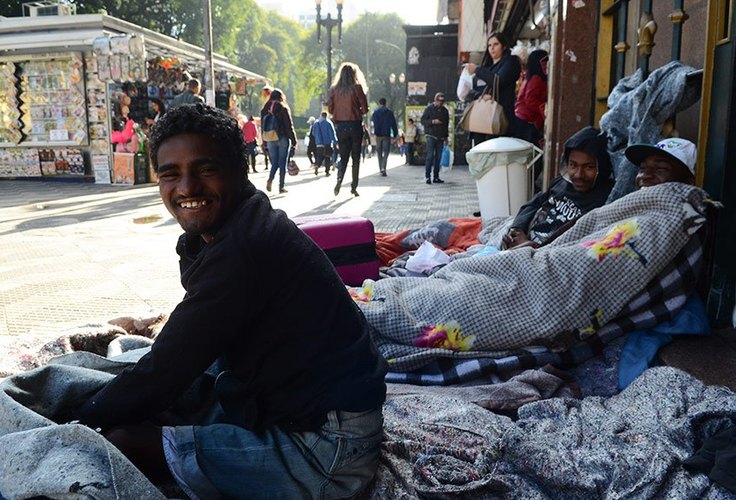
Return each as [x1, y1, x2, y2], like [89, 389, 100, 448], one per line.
[188, 78, 201, 90]
[149, 102, 248, 175]
[321, 111, 328, 118]
[378, 97, 387, 106]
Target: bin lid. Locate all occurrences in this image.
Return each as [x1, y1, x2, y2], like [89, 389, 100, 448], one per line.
[469, 137, 534, 154]
[465, 137, 538, 179]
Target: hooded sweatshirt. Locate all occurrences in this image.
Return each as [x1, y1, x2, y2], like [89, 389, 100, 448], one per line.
[512, 126, 614, 244]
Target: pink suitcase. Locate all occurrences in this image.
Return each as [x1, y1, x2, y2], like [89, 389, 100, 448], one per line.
[293, 214, 380, 286]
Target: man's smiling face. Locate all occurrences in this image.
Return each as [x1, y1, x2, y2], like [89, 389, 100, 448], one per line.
[156, 132, 242, 242]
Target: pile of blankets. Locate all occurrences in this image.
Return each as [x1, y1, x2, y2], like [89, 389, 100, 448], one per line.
[354, 183, 709, 381]
[1, 354, 735, 497]
[0, 183, 730, 498]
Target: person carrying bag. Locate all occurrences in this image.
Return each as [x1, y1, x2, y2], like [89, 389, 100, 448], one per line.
[461, 75, 508, 136]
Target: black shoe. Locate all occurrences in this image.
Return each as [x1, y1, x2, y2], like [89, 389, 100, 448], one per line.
[314, 167, 318, 176]
[473, 211, 481, 217]
[351, 189, 359, 197]
[334, 180, 342, 196]
[425, 178, 431, 185]
[381, 171, 387, 177]
[433, 178, 444, 184]
[325, 171, 331, 177]
[266, 178, 273, 192]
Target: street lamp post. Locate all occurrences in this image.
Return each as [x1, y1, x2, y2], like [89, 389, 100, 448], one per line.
[387, 72, 406, 125]
[315, 0, 344, 96]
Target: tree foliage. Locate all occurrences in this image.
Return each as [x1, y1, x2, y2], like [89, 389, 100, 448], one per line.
[330, 13, 407, 121]
[0, 2, 405, 121]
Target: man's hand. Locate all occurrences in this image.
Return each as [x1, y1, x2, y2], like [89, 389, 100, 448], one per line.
[502, 228, 533, 250]
[466, 63, 477, 75]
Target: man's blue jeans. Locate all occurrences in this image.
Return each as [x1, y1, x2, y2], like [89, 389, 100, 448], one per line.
[424, 135, 444, 180]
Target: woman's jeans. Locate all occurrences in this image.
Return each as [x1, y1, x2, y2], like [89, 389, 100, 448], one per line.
[335, 121, 363, 191]
[267, 136, 290, 189]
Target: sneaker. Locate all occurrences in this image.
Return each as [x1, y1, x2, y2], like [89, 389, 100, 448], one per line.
[351, 189, 359, 197]
[425, 178, 431, 185]
[266, 178, 273, 192]
[279, 187, 288, 194]
[433, 178, 445, 184]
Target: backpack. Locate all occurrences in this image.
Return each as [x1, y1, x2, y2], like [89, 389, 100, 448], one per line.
[262, 102, 279, 142]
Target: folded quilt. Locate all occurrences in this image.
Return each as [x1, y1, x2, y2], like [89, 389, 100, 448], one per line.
[353, 184, 710, 372]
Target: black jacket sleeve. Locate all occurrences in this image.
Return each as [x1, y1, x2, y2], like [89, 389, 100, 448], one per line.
[511, 189, 549, 231]
[420, 104, 433, 129]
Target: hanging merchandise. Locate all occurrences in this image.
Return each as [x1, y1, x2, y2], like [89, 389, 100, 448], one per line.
[18, 55, 87, 146]
[0, 63, 23, 145]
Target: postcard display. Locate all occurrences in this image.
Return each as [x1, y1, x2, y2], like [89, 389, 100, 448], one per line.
[0, 55, 88, 177]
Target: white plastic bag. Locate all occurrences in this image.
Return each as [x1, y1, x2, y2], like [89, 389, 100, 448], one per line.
[405, 240, 451, 273]
[456, 67, 474, 101]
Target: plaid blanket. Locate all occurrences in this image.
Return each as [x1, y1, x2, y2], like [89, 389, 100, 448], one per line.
[351, 184, 711, 382]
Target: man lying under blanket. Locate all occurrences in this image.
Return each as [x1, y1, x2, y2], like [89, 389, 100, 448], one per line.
[351, 138, 710, 376]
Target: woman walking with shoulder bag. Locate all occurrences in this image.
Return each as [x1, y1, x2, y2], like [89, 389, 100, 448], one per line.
[328, 62, 369, 197]
[260, 89, 298, 194]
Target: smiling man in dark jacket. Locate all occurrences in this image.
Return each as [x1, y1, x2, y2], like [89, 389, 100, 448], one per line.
[76, 103, 387, 498]
[503, 126, 614, 249]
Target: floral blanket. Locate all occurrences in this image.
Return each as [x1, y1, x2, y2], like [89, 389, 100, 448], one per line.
[351, 184, 710, 373]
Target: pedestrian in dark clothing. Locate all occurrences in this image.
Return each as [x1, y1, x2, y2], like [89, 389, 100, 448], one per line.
[371, 98, 398, 176]
[306, 116, 317, 165]
[420, 92, 450, 184]
[75, 103, 387, 497]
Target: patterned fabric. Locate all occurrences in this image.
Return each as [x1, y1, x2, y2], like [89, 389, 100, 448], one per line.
[368, 367, 736, 497]
[351, 184, 711, 380]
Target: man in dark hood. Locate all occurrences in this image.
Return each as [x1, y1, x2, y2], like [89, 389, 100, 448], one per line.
[503, 126, 614, 249]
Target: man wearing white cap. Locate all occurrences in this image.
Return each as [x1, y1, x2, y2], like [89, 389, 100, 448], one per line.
[624, 137, 697, 188]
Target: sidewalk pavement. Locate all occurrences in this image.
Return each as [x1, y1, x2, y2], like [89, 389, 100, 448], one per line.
[0, 153, 482, 337]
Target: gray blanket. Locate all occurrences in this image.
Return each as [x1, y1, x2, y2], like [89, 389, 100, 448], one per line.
[368, 367, 736, 498]
[355, 184, 709, 372]
[598, 60, 701, 202]
[0, 352, 166, 499]
[2, 353, 734, 498]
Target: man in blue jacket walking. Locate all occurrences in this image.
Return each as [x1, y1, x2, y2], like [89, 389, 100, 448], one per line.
[311, 112, 338, 176]
[371, 98, 398, 176]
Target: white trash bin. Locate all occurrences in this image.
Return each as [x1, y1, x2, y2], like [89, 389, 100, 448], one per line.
[465, 137, 543, 220]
